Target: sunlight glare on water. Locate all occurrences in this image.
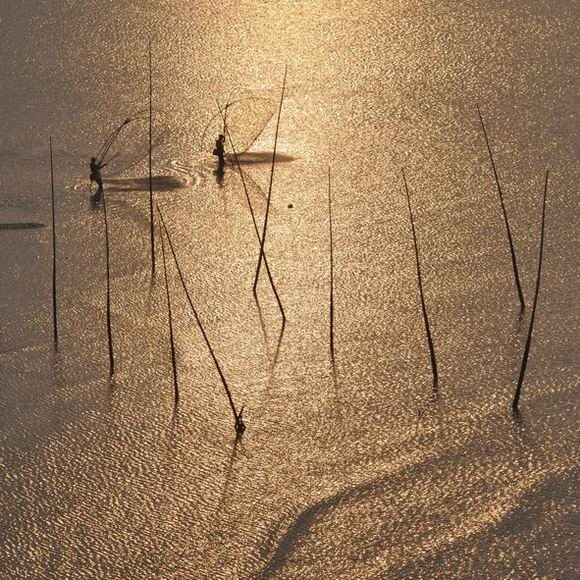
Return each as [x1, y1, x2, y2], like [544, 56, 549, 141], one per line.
[0, 1, 578, 578]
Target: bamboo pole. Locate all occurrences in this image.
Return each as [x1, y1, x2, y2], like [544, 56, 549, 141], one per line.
[156, 205, 245, 434]
[253, 66, 288, 296]
[402, 169, 438, 393]
[102, 192, 115, 375]
[512, 170, 549, 412]
[328, 166, 335, 363]
[148, 39, 156, 275]
[476, 104, 525, 311]
[158, 219, 179, 407]
[216, 100, 286, 325]
[49, 137, 58, 345]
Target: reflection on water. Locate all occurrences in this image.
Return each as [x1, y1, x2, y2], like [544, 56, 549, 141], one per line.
[0, 0, 578, 578]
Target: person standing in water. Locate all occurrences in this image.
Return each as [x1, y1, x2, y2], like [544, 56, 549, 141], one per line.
[213, 134, 225, 171]
[90, 157, 106, 199]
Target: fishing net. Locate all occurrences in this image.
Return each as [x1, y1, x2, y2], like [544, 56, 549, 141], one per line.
[199, 94, 276, 156]
[95, 108, 172, 177]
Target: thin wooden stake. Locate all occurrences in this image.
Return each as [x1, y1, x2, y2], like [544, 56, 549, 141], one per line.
[328, 166, 335, 363]
[158, 219, 179, 407]
[216, 101, 286, 325]
[402, 169, 438, 393]
[512, 170, 549, 412]
[148, 39, 156, 275]
[253, 66, 288, 296]
[157, 205, 244, 434]
[49, 137, 58, 345]
[477, 104, 525, 311]
[102, 192, 115, 375]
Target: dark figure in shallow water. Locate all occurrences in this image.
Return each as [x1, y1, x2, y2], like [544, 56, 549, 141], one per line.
[90, 157, 107, 199]
[213, 134, 225, 171]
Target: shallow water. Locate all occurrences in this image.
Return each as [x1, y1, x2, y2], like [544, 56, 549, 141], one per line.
[0, 1, 578, 578]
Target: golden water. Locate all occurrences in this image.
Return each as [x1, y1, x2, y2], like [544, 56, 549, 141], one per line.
[0, 1, 578, 578]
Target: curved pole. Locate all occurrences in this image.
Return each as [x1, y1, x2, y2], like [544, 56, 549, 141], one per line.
[156, 205, 243, 433]
[96, 117, 132, 165]
[158, 219, 179, 407]
[253, 67, 288, 296]
[477, 104, 525, 311]
[513, 170, 549, 412]
[216, 100, 286, 325]
[402, 169, 438, 394]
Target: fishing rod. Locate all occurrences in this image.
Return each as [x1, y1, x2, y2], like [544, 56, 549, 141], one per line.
[89, 124, 127, 194]
[95, 108, 148, 166]
[96, 118, 132, 165]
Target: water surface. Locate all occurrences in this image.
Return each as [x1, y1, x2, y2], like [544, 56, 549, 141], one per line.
[0, 1, 578, 578]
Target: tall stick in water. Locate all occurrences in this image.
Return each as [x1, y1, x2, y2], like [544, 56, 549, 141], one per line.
[328, 166, 335, 363]
[402, 169, 438, 393]
[148, 39, 156, 275]
[49, 137, 58, 345]
[477, 104, 525, 311]
[158, 220, 179, 407]
[512, 170, 549, 412]
[157, 205, 244, 434]
[253, 66, 288, 296]
[102, 192, 115, 375]
[216, 101, 286, 325]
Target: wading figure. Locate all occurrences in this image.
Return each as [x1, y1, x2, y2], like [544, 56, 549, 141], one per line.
[213, 134, 225, 172]
[90, 157, 107, 200]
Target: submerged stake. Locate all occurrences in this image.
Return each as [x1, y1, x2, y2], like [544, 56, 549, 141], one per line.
[512, 170, 549, 412]
[156, 205, 244, 433]
[148, 39, 155, 275]
[102, 192, 115, 375]
[402, 169, 438, 393]
[158, 219, 179, 407]
[217, 100, 286, 325]
[477, 104, 525, 311]
[328, 166, 335, 363]
[253, 66, 288, 296]
[49, 136, 58, 345]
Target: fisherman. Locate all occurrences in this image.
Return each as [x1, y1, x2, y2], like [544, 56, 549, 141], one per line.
[213, 134, 225, 171]
[90, 157, 107, 198]
[235, 406, 246, 437]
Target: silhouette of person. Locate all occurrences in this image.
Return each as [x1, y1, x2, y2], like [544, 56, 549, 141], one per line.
[214, 134, 225, 171]
[90, 157, 107, 200]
